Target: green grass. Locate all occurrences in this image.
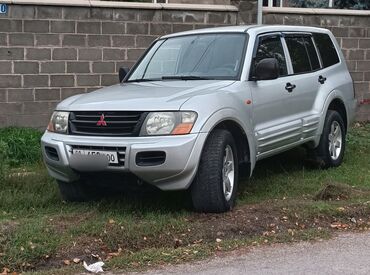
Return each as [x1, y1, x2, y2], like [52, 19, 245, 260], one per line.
[1, 124, 370, 274]
[0, 127, 43, 167]
[239, 123, 370, 203]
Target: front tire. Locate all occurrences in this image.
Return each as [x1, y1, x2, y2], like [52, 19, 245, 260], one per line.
[312, 110, 346, 168]
[191, 129, 239, 213]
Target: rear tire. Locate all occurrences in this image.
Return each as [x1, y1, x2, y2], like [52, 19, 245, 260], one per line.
[310, 110, 346, 169]
[57, 179, 99, 202]
[191, 129, 239, 213]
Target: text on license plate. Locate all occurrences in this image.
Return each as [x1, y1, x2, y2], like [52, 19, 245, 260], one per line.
[72, 149, 118, 164]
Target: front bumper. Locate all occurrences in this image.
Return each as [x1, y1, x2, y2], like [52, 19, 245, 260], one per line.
[41, 132, 207, 190]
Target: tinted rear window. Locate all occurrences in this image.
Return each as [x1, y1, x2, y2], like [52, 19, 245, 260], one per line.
[285, 36, 311, 74]
[313, 33, 340, 68]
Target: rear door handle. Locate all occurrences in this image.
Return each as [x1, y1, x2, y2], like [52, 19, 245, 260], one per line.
[318, 75, 327, 84]
[285, 82, 296, 93]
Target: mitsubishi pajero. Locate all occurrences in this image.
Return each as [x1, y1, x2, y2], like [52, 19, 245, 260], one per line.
[41, 25, 357, 212]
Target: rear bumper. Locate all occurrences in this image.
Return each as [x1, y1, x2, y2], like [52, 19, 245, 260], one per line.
[41, 132, 207, 190]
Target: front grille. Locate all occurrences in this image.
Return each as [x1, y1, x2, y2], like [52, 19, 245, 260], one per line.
[71, 145, 126, 167]
[69, 111, 147, 137]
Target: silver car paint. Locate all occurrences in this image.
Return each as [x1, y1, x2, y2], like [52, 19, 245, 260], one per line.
[57, 80, 235, 111]
[41, 25, 357, 190]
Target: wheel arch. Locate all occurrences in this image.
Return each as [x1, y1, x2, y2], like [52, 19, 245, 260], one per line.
[316, 91, 349, 144]
[214, 120, 249, 160]
[201, 112, 256, 177]
[327, 98, 348, 133]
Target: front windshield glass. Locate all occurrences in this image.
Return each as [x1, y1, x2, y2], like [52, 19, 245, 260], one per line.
[127, 33, 247, 82]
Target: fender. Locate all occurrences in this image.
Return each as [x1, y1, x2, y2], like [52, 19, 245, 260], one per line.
[199, 108, 256, 175]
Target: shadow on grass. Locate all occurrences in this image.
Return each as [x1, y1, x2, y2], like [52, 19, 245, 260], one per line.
[94, 146, 313, 214]
[96, 189, 193, 214]
[252, 146, 310, 177]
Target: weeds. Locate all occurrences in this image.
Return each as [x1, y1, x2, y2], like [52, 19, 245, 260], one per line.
[0, 141, 8, 180]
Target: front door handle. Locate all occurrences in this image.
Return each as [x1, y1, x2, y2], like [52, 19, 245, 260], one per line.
[285, 82, 296, 93]
[318, 75, 327, 84]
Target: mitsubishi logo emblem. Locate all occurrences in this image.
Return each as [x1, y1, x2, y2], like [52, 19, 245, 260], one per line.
[97, 114, 107, 126]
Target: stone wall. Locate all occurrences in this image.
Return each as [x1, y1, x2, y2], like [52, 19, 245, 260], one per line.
[1, 2, 369, 128]
[263, 8, 370, 121]
[0, 2, 238, 128]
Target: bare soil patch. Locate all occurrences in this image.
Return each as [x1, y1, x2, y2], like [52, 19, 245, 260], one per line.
[33, 198, 370, 272]
[314, 182, 370, 201]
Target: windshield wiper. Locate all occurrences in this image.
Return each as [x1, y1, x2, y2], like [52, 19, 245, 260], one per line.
[127, 76, 214, 82]
[161, 75, 214, 80]
[126, 78, 161, 83]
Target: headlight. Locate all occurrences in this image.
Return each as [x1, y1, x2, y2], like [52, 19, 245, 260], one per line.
[47, 111, 69, 134]
[140, 111, 197, 136]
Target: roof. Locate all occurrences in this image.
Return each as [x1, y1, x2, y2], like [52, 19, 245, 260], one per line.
[161, 25, 330, 39]
[161, 25, 255, 39]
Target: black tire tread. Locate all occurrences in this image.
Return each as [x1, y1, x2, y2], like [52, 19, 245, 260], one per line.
[191, 129, 238, 213]
[312, 110, 346, 169]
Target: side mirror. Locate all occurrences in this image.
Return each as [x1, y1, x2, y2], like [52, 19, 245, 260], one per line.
[253, 58, 279, 81]
[119, 67, 130, 82]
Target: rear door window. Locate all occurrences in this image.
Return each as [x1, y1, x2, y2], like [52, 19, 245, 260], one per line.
[285, 36, 312, 74]
[312, 33, 340, 68]
[302, 36, 321, 70]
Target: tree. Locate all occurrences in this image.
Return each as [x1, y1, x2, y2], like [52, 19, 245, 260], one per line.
[334, 0, 370, 9]
[288, 0, 331, 8]
[288, 0, 370, 9]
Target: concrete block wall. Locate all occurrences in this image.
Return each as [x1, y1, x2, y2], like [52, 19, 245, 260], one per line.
[1, 2, 369, 128]
[0, 3, 238, 128]
[264, 8, 370, 121]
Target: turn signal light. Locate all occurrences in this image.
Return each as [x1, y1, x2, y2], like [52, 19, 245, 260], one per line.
[171, 123, 194, 135]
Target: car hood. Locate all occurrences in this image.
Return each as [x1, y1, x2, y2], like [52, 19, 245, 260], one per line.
[58, 80, 235, 111]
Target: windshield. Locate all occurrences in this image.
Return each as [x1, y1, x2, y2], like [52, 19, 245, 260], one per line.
[127, 33, 248, 82]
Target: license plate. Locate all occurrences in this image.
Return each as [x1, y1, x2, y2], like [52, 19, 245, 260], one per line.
[72, 149, 118, 164]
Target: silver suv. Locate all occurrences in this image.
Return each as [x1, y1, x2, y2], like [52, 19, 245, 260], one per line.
[41, 25, 357, 213]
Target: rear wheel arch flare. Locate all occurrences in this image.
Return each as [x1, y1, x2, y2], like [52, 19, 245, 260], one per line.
[327, 98, 347, 132]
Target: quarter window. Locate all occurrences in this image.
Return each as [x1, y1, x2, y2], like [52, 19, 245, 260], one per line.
[255, 35, 288, 76]
[312, 33, 340, 68]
